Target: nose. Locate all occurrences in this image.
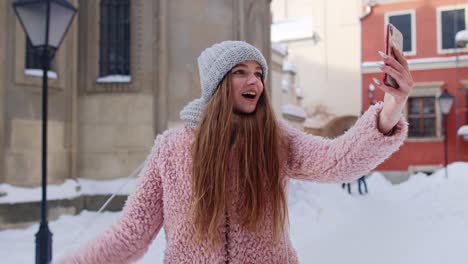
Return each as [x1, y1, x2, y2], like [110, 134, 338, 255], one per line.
[246, 73, 260, 85]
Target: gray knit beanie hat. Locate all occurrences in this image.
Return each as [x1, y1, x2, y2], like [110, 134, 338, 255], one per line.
[179, 40, 268, 128]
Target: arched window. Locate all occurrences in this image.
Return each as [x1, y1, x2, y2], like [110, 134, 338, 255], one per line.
[99, 0, 130, 77]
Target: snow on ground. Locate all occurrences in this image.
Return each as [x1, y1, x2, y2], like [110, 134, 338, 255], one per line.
[0, 177, 137, 204]
[1, 162, 467, 264]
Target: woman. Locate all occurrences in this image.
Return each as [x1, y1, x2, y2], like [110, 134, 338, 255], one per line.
[60, 40, 411, 263]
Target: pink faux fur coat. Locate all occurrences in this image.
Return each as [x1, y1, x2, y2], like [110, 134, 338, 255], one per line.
[60, 102, 407, 264]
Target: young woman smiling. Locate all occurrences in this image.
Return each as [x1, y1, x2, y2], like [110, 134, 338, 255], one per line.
[60, 40, 412, 264]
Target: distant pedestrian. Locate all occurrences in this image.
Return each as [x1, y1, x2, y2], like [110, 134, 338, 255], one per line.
[342, 175, 368, 195]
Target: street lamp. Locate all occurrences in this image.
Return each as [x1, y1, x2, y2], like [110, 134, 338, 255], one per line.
[455, 29, 468, 47]
[438, 89, 454, 178]
[12, 1, 77, 263]
[368, 83, 376, 105]
[454, 29, 468, 160]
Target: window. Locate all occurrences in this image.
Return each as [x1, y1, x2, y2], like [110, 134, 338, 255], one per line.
[25, 38, 42, 70]
[441, 9, 465, 49]
[99, 0, 130, 77]
[25, 37, 57, 78]
[406, 82, 444, 140]
[385, 10, 416, 55]
[437, 5, 468, 53]
[408, 97, 437, 137]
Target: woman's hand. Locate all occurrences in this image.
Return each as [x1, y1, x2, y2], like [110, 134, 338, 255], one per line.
[372, 48, 414, 135]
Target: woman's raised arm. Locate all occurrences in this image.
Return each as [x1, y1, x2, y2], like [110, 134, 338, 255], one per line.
[281, 102, 408, 183]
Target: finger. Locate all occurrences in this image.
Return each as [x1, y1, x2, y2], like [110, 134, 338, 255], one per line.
[392, 48, 409, 70]
[378, 64, 412, 93]
[372, 77, 406, 97]
[378, 65, 406, 86]
[378, 51, 406, 73]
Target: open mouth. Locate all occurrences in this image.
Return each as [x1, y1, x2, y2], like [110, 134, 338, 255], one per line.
[241, 91, 257, 99]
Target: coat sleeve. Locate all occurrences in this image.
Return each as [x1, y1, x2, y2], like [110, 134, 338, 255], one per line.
[282, 102, 408, 183]
[58, 135, 166, 264]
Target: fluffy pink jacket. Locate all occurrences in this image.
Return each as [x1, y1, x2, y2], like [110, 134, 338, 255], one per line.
[59, 102, 407, 263]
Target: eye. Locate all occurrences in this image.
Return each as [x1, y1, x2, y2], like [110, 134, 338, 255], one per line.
[232, 69, 245, 75]
[255, 72, 263, 78]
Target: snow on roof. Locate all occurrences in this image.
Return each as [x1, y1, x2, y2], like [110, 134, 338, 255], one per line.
[281, 103, 307, 119]
[295, 87, 304, 99]
[282, 61, 297, 73]
[272, 42, 288, 56]
[282, 79, 289, 92]
[271, 17, 315, 43]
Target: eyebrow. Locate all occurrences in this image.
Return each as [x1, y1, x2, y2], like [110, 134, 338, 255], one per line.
[233, 63, 262, 71]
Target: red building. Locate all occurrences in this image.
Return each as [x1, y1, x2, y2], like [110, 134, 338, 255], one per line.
[361, 0, 468, 177]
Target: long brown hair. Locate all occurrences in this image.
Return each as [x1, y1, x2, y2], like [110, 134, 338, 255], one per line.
[191, 74, 288, 248]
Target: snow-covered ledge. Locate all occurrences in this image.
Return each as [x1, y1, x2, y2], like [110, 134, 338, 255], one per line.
[282, 62, 297, 74]
[272, 42, 288, 56]
[96, 75, 132, 83]
[295, 87, 304, 99]
[281, 103, 307, 121]
[281, 79, 289, 93]
[24, 69, 58, 79]
[271, 17, 316, 43]
[457, 125, 468, 140]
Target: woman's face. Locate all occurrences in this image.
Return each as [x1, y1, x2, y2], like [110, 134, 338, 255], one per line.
[230, 60, 264, 114]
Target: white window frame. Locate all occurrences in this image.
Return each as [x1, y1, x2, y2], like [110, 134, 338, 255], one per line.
[384, 9, 417, 56]
[405, 82, 445, 142]
[437, 5, 468, 54]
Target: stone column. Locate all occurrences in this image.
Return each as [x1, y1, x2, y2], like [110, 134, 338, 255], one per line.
[164, 0, 272, 127]
[0, 0, 7, 183]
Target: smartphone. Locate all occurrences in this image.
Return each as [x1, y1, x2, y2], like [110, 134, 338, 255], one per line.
[384, 23, 403, 88]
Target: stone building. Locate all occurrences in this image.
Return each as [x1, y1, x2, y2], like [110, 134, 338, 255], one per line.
[0, 0, 274, 187]
[270, 43, 306, 128]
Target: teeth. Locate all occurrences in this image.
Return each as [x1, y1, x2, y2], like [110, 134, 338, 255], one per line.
[242, 91, 256, 96]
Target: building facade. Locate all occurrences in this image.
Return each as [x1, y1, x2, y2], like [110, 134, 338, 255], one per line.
[361, 0, 468, 179]
[0, 0, 274, 187]
[270, 44, 306, 128]
[271, 0, 363, 123]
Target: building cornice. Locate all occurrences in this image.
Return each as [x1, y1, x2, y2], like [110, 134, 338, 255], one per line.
[461, 80, 468, 88]
[413, 81, 445, 89]
[362, 55, 468, 73]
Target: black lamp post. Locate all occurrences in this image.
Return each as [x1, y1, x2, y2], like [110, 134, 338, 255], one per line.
[438, 89, 454, 178]
[12, 1, 77, 263]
